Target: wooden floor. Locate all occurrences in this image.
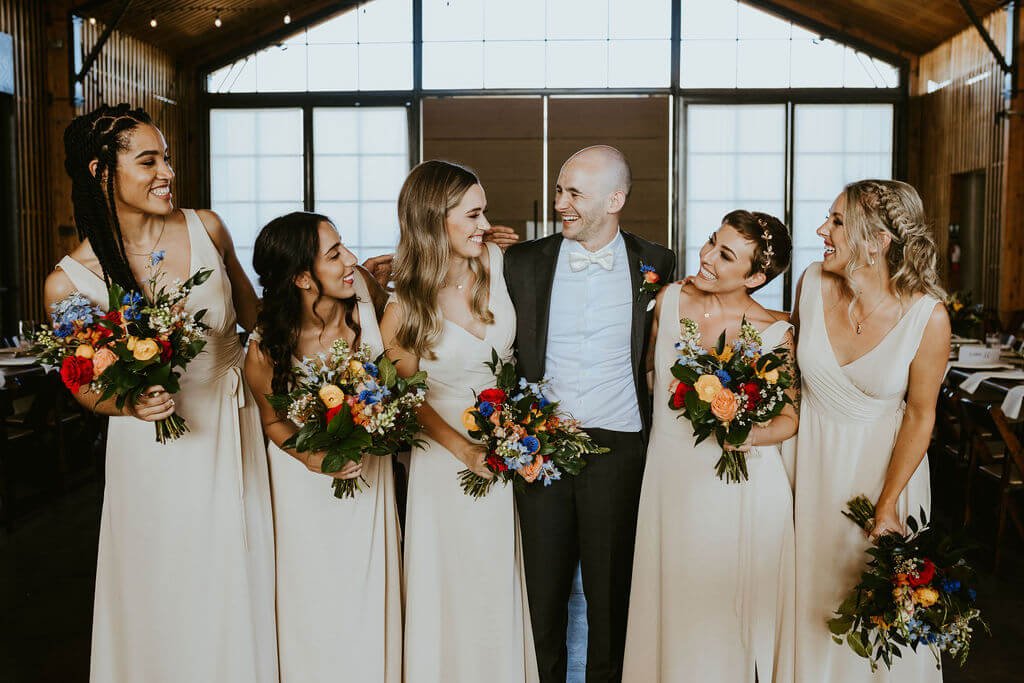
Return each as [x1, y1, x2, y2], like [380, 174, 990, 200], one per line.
[0, 454, 1021, 682]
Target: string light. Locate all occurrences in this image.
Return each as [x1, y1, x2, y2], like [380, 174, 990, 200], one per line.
[88, 17, 96, 25]
[149, 17, 158, 28]
[283, 11, 291, 25]
[214, 14, 222, 28]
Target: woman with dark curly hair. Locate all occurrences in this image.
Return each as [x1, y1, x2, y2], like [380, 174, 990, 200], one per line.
[44, 103, 278, 682]
[244, 212, 401, 682]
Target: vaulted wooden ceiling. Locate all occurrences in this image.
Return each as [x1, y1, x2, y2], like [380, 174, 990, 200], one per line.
[73, 0, 1007, 69]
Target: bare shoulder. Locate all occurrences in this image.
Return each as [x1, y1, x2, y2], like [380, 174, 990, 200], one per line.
[767, 309, 790, 322]
[193, 208, 234, 253]
[44, 268, 77, 308]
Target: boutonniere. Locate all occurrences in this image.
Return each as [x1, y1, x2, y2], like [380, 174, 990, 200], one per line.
[638, 262, 663, 299]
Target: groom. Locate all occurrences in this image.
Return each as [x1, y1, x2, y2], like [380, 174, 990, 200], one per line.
[504, 146, 676, 682]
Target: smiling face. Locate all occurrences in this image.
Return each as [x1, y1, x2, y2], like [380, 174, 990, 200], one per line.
[694, 223, 767, 293]
[109, 123, 175, 216]
[445, 183, 490, 259]
[554, 151, 625, 247]
[302, 220, 358, 300]
[817, 193, 850, 275]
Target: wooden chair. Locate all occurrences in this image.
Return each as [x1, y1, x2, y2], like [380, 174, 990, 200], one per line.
[0, 369, 58, 531]
[932, 384, 965, 463]
[960, 396, 1004, 528]
[986, 407, 1024, 573]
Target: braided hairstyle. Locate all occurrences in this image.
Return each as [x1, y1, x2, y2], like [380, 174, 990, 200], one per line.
[841, 179, 945, 303]
[64, 103, 155, 294]
[721, 209, 792, 292]
[252, 212, 361, 396]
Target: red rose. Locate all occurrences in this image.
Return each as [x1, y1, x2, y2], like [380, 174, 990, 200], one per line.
[157, 338, 173, 362]
[60, 355, 94, 393]
[671, 382, 693, 409]
[741, 382, 760, 410]
[325, 404, 345, 425]
[479, 388, 507, 406]
[486, 455, 507, 473]
[909, 558, 936, 587]
[102, 310, 122, 325]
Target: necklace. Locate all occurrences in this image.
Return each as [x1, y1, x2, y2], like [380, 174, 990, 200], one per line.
[853, 293, 893, 334]
[124, 215, 167, 257]
[702, 297, 755, 321]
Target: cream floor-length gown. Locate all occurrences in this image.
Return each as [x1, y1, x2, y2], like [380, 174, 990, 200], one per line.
[401, 242, 538, 683]
[57, 208, 277, 683]
[794, 262, 942, 683]
[268, 271, 403, 682]
[623, 282, 796, 683]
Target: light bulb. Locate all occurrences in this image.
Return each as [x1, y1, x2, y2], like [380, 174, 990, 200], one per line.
[88, 17, 96, 25]
[149, 17, 157, 28]
[214, 15, 222, 28]
[284, 12, 291, 25]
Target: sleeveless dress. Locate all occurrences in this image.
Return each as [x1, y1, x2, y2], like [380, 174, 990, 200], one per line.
[268, 271, 403, 683]
[793, 262, 941, 683]
[401, 243, 539, 683]
[57, 209, 277, 683]
[623, 282, 796, 683]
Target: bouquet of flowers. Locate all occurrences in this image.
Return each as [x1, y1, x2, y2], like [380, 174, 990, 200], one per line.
[668, 318, 794, 483]
[267, 339, 427, 498]
[827, 495, 986, 672]
[945, 291, 984, 338]
[458, 349, 608, 498]
[33, 267, 213, 443]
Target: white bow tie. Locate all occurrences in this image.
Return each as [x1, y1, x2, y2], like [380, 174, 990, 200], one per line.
[568, 250, 614, 272]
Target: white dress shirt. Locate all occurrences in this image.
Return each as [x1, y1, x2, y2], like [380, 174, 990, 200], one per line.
[544, 230, 642, 432]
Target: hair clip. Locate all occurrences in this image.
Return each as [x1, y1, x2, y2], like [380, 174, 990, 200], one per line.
[761, 245, 775, 270]
[757, 217, 768, 228]
[762, 229, 772, 241]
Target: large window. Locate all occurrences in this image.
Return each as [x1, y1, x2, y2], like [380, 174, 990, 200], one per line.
[209, 106, 410, 289]
[209, 109, 304, 284]
[680, 0, 899, 89]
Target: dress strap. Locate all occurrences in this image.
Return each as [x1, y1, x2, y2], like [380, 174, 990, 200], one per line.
[353, 270, 384, 354]
[56, 256, 109, 310]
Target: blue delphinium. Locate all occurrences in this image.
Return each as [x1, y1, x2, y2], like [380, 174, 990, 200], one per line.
[538, 395, 551, 409]
[50, 292, 102, 330]
[363, 362, 379, 378]
[714, 369, 732, 385]
[477, 401, 495, 418]
[150, 250, 166, 267]
[539, 460, 561, 486]
[521, 435, 540, 453]
[940, 578, 961, 594]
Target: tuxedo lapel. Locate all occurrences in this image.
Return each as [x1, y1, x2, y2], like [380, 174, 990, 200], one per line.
[533, 234, 563, 377]
[621, 231, 648, 370]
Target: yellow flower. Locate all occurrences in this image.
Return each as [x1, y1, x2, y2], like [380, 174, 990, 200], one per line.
[126, 335, 138, 351]
[694, 374, 723, 402]
[762, 368, 779, 384]
[318, 383, 345, 408]
[132, 338, 160, 361]
[75, 344, 95, 359]
[913, 587, 939, 607]
[952, 302, 964, 313]
[870, 616, 890, 631]
[348, 360, 365, 377]
[710, 346, 734, 363]
[461, 407, 479, 431]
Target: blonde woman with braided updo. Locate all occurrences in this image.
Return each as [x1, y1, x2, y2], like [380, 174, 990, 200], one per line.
[791, 179, 950, 682]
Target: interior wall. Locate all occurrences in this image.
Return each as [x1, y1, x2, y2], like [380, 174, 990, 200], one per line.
[907, 8, 1008, 310]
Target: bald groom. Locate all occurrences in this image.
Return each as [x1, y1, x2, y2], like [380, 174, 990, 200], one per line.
[504, 146, 676, 682]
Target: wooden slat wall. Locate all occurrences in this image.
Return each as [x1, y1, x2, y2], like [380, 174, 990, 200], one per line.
[548, 97, 670, 246]
[422, 97, 544, 239]
[907, 9, 1008, 309]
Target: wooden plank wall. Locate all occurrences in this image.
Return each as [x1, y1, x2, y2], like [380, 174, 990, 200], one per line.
[907, 9, 1008, 311]
[0, 0, 200, 320]
[0, 0, 51, 322]
[422, 97, 544, 238]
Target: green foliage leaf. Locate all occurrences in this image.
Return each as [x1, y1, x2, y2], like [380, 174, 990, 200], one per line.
[847, 631, 870, 659]
[378, 356, 398, 388]
[326, 403, 354, 438]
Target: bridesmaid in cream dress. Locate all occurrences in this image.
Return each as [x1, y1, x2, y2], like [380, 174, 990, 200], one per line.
[381, 161, 538, 683]
[623, 211, 798, 683]
[792, 180, 950, 683]
[45, 106, 277, 682]
[245, 212, 402, 683]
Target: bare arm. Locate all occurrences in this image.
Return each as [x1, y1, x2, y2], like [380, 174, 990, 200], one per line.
[871, 303, 951, 539]
[243, 341, 361, 480]
[644, 285, 667, 374]
[196, 209, 260, 332]
[791, 269, 806, 337]
[379, 300, 492, 479]
[43, 269, 175, 421]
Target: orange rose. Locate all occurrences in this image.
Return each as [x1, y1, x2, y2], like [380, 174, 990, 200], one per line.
[518, 455, 545, 483]
[461, 408, 479, 431]
[643, 270, 660, 284]
[75, 344, 95, 359]
[710, 389, 738, 423]
[92, 347, 118, 376]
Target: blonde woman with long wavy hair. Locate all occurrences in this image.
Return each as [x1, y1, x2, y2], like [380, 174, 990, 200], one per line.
[380, 160, 539, 683]
[791, 179, 950, 683]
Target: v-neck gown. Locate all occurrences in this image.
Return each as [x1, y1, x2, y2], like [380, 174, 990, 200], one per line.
[268, 271, 403, 683]
[401, 243, 539, 683]
[623, 282, 796, 683]
[793, 262, 941, 683]
[56, 209, 277, 683]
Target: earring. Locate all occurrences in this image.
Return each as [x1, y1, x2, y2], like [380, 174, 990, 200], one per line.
[868, 256, 876, 266]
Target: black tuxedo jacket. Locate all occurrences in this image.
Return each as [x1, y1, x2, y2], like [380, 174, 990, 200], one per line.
[503, 231, 677, 436]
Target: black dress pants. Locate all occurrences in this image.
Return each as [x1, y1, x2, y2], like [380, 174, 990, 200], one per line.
[515, 428, 645, 683]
